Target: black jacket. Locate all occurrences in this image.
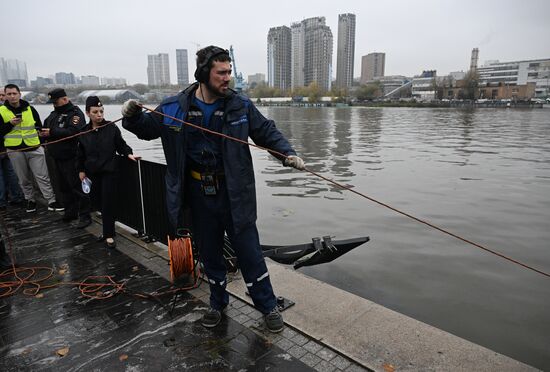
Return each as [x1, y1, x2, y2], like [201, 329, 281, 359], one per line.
[44, 102, 86, 160]
[77, 120, 133, 174]
[122, 83, 296, 234]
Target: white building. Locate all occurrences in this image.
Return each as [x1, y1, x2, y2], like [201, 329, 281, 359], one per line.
[411, 70, 437, 100]
[147, 53, 170, 86]
[81, 75, 100, 86]
[477, 59, 550, 97]
[101, 77, 127, 87]
[78, 89, 141, 103]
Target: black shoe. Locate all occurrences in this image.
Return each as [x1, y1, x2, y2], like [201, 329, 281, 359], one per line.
[201, 307, 222, 328]
[26, 201, 37, 213]
[265, 308, 284, 333]
[76, 218, 92, 229]
[61, 215, 78, 222]
[96, 235, 106, 242]
[48, 202, 64, 212]
[105, 238, 116, 249]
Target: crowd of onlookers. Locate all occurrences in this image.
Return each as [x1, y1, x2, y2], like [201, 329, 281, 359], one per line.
[0, 84, 138, 269]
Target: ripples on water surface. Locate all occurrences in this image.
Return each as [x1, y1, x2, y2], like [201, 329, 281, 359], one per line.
[36, 105, 550, 369]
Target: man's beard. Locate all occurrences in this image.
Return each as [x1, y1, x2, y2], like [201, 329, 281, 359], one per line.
[205, 81, 229, 98]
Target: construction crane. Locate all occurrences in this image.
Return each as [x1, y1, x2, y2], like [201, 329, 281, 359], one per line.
[229, 45, 245, 92]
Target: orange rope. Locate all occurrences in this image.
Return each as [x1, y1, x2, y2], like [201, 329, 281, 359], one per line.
[168, 235, 197, 283]
[0, 118, 122, 157]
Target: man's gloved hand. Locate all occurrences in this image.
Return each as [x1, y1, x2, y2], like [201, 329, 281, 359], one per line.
[121, 99, 142, 117]
[284, 155, 305, 170]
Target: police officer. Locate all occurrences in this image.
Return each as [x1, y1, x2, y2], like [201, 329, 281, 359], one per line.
[42, 88, 91, 228]
[121, 45, 305, 333]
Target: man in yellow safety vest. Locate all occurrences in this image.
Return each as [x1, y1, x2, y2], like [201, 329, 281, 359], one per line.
[0, 84, 63, 213]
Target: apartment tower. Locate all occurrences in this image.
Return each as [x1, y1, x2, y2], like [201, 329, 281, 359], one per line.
[267, 26, 292, 91]
[335, 13, 356, 89]
[176, 49, 189, 87]
[361, 52, 385, 84]
[147, 53, 170, 86]
[302, 17, 333, 91]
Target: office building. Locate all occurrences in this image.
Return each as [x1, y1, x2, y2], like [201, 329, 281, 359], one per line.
[477, 58, 550, 97]
[411, 70, 437, 100]
[361, 53, 385, 84]
[267, 26, 292, 91]
[55, 72, 76, 85]
[0, 58, 28, 86]
[101, 77, 127, 87]
[81, 75, 100, 86]
[147, 53, 170, 86]
[176, 49, 189, 87]
[335, 13, 356, 89]
[247, 73, 265, 88]
[30, 76, 54, 88]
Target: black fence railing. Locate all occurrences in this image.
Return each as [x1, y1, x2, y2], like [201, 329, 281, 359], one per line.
[115, 157, 170, 245]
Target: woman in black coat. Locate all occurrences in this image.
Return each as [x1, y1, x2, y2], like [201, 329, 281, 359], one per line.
[77, 96, 140, 248]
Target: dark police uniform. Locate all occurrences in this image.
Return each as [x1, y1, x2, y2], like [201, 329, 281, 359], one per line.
[77, 120, 133, 239]
[123, 83, 297, 314]
[44, 102, 91, 223]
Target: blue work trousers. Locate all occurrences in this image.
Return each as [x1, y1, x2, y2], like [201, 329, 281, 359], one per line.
[188, 176, 277, 314]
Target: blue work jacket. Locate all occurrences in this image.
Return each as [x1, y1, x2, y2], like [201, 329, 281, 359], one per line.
[122, 83, 296, 234]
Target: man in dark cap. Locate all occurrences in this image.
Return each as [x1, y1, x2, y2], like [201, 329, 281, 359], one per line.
[42, 88, 91, 227]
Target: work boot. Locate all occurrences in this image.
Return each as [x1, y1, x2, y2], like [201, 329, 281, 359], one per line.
[201, 307, 222, 328]
[265, 308, 284, 333]
[26, 200, 37, 213]
[48, 202, 64, 212]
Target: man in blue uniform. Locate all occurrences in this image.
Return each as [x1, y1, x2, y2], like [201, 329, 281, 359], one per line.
[121, 45, 304, 333]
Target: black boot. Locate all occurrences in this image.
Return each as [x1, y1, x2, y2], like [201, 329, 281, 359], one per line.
[0, 236, 14, 270]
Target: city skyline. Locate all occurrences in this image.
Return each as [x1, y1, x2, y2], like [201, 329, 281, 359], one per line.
[5, 0, 550, 85]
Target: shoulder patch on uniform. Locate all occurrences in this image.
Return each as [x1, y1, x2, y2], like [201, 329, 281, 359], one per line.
[71, 116, 80, 125]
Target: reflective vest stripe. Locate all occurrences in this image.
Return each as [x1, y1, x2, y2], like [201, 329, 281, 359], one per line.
[0, 105, 39, 147]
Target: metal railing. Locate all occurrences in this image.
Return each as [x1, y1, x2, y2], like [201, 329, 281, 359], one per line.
[115, 157, 170, 245]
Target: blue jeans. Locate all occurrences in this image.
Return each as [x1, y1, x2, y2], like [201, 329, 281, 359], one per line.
[0, 155, 24, 207]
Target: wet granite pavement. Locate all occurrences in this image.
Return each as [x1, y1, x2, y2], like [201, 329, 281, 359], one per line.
[0, 205, 314, 371]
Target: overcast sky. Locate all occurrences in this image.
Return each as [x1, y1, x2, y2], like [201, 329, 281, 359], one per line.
[8, 0, 550, 85]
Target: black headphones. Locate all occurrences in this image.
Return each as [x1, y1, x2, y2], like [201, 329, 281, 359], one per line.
[194, 46, 230, 84]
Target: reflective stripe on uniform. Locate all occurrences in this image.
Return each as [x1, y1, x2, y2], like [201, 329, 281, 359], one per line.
[208, 277, 227, 286]
[245, 271, 270, 287]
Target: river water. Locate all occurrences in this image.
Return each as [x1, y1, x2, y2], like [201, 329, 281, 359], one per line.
[35, 104, 550, 370]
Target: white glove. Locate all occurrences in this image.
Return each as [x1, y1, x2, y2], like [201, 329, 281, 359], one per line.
[121, 99, 142, 117]
[284, 155, 305, 170]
